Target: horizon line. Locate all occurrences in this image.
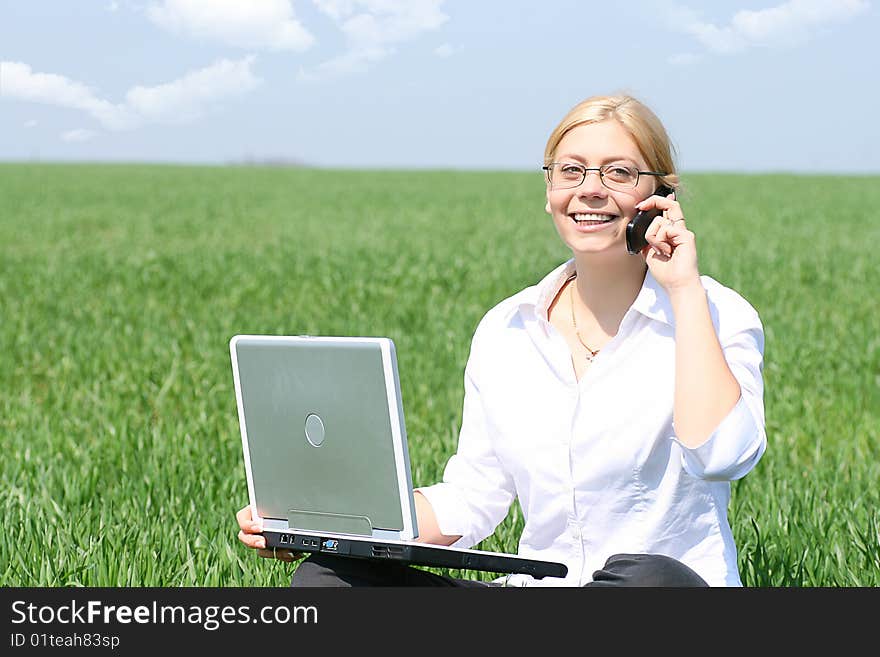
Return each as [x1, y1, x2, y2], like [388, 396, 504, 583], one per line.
[0, 159, 877, 177]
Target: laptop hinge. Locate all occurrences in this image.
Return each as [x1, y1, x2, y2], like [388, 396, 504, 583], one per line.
[288, 509, 373, 536]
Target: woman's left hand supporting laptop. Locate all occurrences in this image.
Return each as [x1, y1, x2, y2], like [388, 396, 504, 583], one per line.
[236, 505, 302, 562]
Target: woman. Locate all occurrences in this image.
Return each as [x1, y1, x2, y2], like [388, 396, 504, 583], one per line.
[236, 93, 766, 587]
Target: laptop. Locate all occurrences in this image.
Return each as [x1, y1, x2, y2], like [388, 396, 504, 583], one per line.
[229, 334, 567, 579]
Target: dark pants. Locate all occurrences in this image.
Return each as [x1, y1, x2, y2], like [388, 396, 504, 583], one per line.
[290, 552, 709, 587]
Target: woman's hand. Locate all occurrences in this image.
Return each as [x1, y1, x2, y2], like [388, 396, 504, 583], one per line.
[236, 505, 301, 562]
[637, 191, 702, 293]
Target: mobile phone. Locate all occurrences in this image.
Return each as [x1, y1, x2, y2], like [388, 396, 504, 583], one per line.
[625, 184, 676, 255]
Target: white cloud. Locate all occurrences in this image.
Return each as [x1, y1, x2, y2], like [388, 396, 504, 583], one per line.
[297, 46, 388, 80]
[1, 57, 261, 132]
[303, 0, 449, 79]
[671, 0, 870, 54]
[147, 0, 315, 51]
[312, 0, 354, 21]
[61, 128, 97, 143]
[23, 119, 38, 128]
[433, 43, 459, 57]
[328, 1, 448, 48]
[1, 61, 136, 129]
[125, 55, 261, 123]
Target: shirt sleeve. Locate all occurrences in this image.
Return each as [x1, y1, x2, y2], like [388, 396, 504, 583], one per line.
[414, 329, 517, 549]
[671, 312, 768, 482]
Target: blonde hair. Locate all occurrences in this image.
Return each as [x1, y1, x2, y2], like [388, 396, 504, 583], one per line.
[544, 94, 679, 190]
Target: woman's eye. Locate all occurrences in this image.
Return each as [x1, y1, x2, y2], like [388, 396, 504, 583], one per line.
[605, 166, 634, 180]
[560, 164, 584, 175]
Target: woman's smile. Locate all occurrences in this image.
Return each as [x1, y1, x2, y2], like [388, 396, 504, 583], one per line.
[569, 212, 620, 229]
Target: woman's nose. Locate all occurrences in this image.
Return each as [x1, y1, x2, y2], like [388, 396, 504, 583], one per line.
[577, 170, 607, 197]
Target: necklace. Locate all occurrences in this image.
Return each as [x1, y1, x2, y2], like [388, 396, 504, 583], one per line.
[568, 274, 600, 363]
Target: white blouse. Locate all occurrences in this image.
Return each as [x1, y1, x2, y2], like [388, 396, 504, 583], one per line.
[416, 259, 767, 586]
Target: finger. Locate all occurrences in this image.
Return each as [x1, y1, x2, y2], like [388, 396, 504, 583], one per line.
[635, 195, 677, 213]
[664, 217, 687, 233]
[647, 215, 665, 239]
[660, 222, 694, 256]
[647, 222, 675, 258]
[257, 548, 301, 562]
[665, 209, 686, 224]
[662, 224, 676, 257]
[238, 529, 266, 550]
[671, 228, 696, 247]
[646, 217, 670, 255]
[645, 246, 671, 261]
[236, 506, 263, 534]
[236, 506, 262, 531]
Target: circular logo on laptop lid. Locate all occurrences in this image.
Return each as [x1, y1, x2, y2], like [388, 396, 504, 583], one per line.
[304, 413, 325, 447]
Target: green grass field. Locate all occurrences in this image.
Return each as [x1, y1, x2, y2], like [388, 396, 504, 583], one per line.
[1, 163, 878, 586]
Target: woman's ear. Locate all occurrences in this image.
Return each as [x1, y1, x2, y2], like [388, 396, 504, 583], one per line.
[545, 188, 552, 214]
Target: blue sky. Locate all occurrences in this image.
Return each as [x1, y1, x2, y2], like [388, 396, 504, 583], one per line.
[2, 0, 878, 172]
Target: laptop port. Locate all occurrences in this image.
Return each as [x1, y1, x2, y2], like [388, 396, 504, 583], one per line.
[321, 539, 339, 553]
[370, 545, 404, 559]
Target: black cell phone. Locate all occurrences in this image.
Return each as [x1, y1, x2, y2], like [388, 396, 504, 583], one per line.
[625, 184, 675, 255]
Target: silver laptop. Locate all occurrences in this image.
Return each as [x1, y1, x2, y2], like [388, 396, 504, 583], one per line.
[229, 334, 566, 579]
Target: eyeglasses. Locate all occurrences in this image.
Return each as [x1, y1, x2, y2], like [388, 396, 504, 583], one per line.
[542, 162, 667, 191]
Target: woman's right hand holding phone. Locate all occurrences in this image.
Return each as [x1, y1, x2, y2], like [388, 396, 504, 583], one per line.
[236, 505, 301, 562]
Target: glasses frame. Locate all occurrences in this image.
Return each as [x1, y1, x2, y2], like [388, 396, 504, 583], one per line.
[542, 162, 667, 191]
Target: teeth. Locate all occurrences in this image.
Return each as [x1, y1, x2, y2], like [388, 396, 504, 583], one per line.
[572, 213, 616, 223]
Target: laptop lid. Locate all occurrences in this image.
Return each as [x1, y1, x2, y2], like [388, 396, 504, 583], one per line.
[230, 335, 418, 541]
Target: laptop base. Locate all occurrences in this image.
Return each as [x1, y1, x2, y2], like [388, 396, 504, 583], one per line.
[263, 530, 567, 579]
